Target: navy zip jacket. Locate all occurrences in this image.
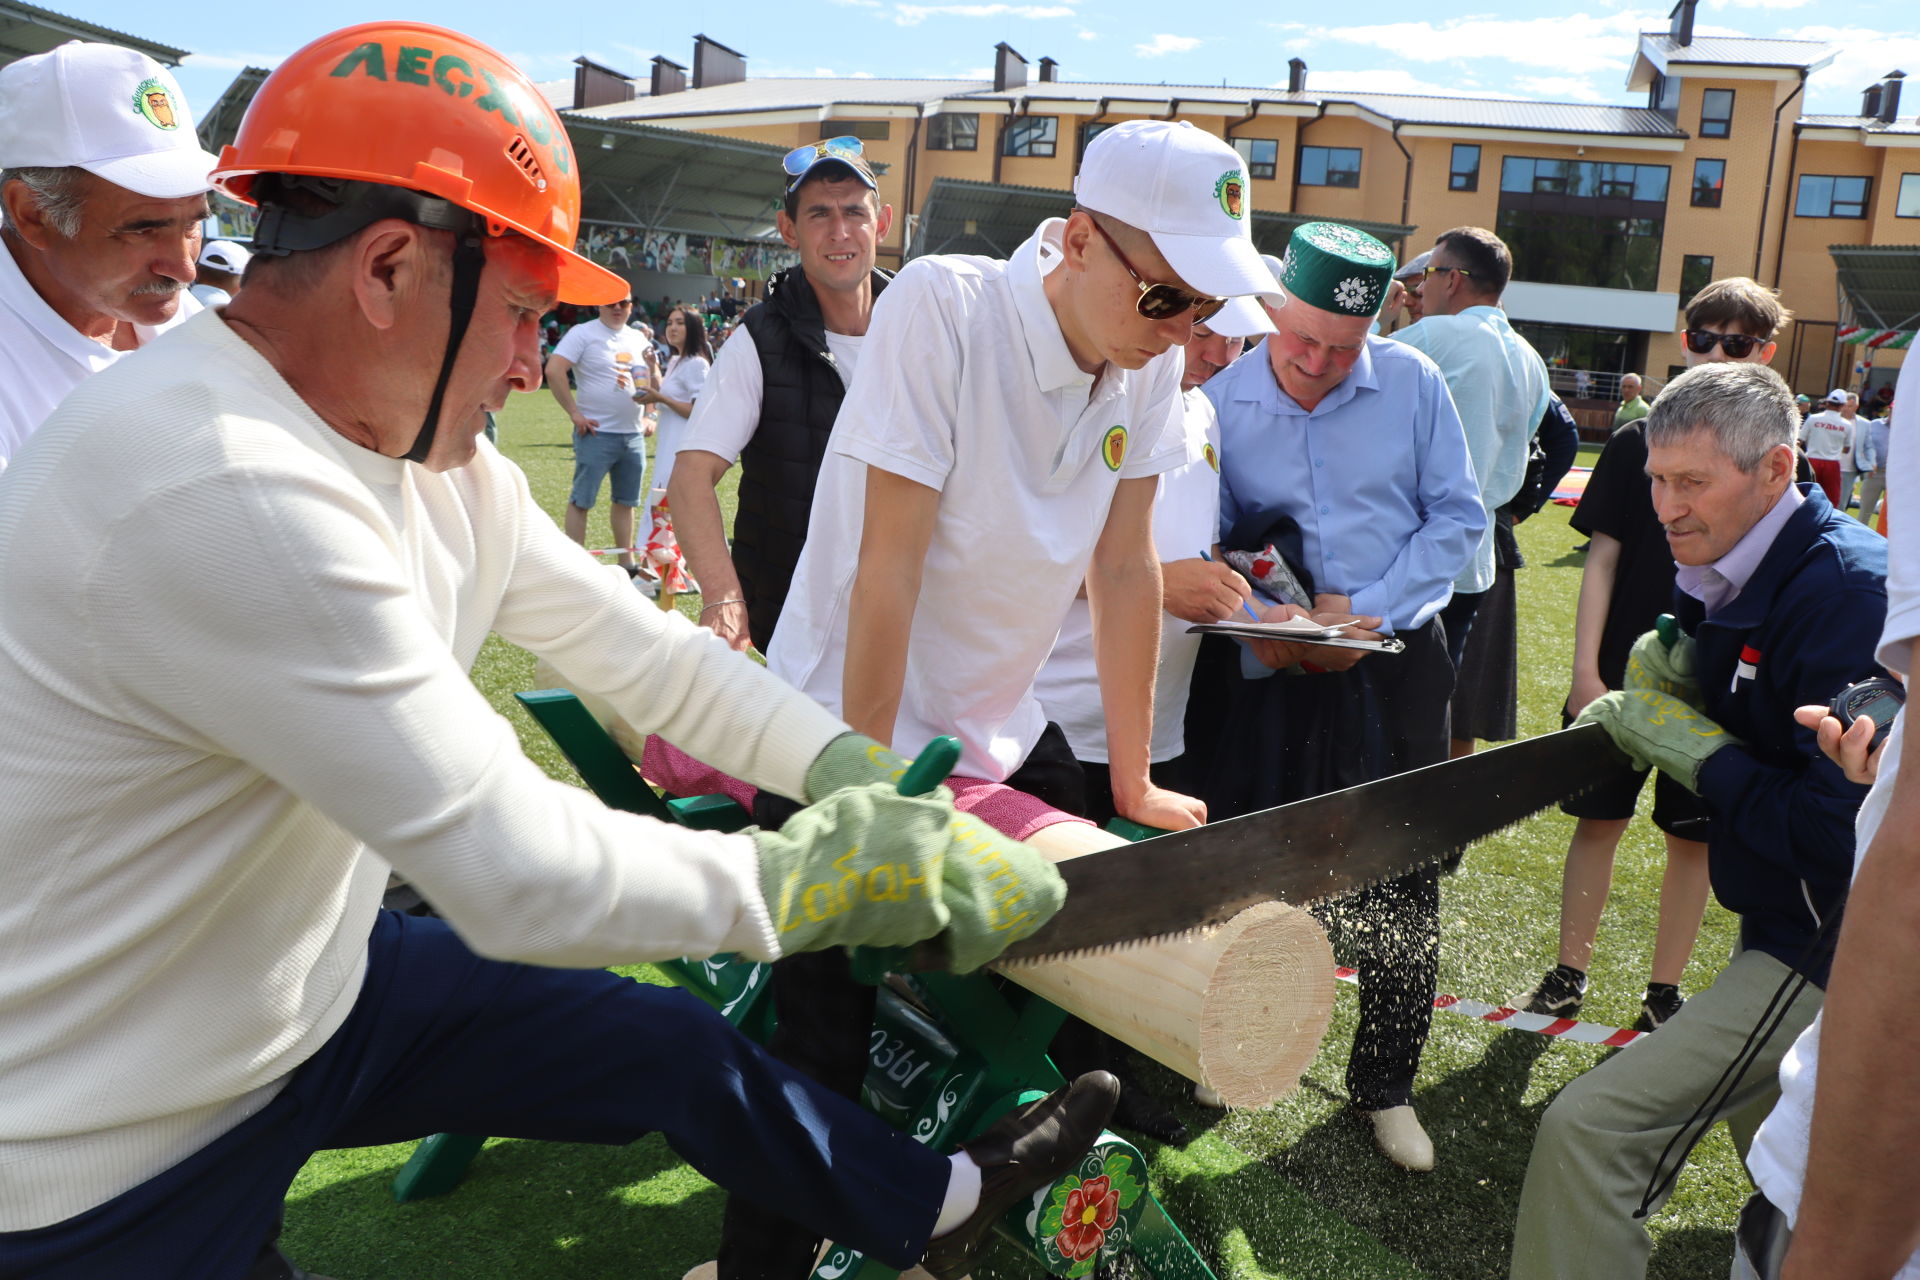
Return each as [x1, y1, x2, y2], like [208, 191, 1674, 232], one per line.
[1676, 483, 1886, 987]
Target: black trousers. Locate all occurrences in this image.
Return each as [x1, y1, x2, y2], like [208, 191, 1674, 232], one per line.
[716, 724, 1085, 1280]
[1197, 617, 1451, 1110]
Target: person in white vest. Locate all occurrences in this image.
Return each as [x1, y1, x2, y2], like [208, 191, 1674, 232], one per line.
[0, 42, 215, 473]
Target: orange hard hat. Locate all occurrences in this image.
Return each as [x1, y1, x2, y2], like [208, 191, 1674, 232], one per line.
[211, 21, 624, 304]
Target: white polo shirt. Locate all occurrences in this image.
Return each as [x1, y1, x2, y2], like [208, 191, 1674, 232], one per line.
[766, 219, 1188, 781]
[551, 319, 647, 433]
[0, 241, 201, 475]
[1798, 408, 1853, 463]
[676, 324, 865, 465]
[1033, 387, 1222, 764]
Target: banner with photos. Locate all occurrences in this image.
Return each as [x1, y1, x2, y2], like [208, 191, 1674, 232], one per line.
[581, 222, 798, 281]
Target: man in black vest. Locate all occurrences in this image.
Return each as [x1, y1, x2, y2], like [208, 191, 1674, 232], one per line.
[669, 138, 892, 654]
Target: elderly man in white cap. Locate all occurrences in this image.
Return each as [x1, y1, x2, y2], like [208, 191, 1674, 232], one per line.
[0, 42, 220, 472]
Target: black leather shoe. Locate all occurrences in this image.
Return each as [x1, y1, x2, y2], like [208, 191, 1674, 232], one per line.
[920, 1071, 1121, 1280]
[1112, 1084, 1190, 1146]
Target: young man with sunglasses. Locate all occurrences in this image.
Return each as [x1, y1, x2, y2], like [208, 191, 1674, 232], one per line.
[1198, 224, 1484, 1172]
[669, 136, 892, 655]
[547, 293, 654, 575]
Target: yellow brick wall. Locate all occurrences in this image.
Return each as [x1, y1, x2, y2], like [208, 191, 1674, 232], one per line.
[1776, 138, 1881, 327]
[1292, 115, 1402, 226]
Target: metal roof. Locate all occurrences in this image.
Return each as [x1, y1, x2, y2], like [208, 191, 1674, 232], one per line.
[1830, 245, 1920, 334]
[0, 0, 188, 70]
[575, 78, 980, 120]
[1316, 92, 1682, 136]
[911, 176, 1413, 265]
[1799, 113, 1920, 136]
[1638, 33, 1838, 69]
[195, 66, 268, 154]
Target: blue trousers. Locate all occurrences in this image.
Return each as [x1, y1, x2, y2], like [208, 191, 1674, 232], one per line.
[0, 911, 949, 1278]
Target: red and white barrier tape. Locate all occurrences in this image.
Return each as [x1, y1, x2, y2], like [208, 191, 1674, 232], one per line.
[1333, 966, 1647, 1049]
[586, 547, 640, 557]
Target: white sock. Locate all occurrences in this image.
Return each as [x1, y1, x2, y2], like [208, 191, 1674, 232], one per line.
[930, 1151, 982, 1237]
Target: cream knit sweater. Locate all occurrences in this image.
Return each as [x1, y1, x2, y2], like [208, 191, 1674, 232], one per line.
[0, 311, 846, 1229]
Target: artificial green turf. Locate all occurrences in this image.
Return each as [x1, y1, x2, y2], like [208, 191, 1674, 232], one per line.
[285, 418, 1749, 1278]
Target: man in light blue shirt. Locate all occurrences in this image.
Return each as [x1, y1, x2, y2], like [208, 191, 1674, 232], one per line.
[1199, 222, 1483, 1174]
[1393, 227, 1551, 671]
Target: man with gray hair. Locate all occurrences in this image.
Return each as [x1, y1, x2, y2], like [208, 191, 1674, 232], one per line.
[0, 42, 217, 473]
[1509, 361, 1885, 1280]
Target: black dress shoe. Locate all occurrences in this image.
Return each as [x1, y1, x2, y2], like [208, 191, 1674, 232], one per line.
[920, 1071, 1121, 1280]
[1112, 1084, 1190, 1146]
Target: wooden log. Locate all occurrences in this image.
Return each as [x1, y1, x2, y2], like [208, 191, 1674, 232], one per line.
[535, 659, 1334, 1108]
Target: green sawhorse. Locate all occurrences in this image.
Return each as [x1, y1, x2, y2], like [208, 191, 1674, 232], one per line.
[390, 689, 1215, 1279]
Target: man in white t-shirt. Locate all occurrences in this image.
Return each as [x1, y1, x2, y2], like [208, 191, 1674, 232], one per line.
[547, 294, 652, 574]
[1799, 388, 1854, 508]
[1743, 363, 1919, 1280]
[189, 238, 249, 308]
[668, 138, 893, 653]
[0, 42, 213, 474]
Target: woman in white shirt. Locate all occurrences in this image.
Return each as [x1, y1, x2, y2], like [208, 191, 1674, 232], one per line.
[635, 307, 711, 598]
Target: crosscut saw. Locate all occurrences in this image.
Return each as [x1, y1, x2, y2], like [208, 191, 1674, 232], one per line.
[890, 722, 1631, 972]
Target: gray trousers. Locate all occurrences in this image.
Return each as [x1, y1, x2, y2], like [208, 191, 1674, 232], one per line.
[1858, 469, 1887, 527]
[1730, 1192, 1792, 1280]
[1509, 949, 1823, 1280]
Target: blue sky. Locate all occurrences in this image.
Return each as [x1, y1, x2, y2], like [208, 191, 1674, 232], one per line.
[80, 0, 1912, 124]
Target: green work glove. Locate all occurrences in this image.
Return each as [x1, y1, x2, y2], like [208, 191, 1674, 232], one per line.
[753, 783, 951, 956]
[804, 731, 910, 802]
[1575, 688, 1741, 794]
[938, 814, 1069, 973]
[1623, 627, 1702, 708]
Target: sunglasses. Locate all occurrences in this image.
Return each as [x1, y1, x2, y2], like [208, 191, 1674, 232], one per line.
[1087, 217, 1229, 323]
[1422, 263, 1472, 279]
[602, 299, 633, 308]
[783, 135, 864, 178]
[1684, 329, 1765, 358]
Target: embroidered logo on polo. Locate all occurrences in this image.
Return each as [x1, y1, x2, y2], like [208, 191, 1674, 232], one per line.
[1102, 426, 1128, 471]
[1202, 442, 1219, 472]
[132, 77, 179, 131]
[1732, 644, 1760, 691]
[1214, 171, 1245, 220]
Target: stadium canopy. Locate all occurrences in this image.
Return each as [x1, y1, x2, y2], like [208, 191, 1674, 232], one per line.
[910, 176, 1415, 263]
[0, 1, 186, 71]
[1829, 244, 1920, 338]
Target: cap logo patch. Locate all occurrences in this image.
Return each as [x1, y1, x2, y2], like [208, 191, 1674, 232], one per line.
[132, 77, 179, 131]
[1214, 171, 1245, 220]
[1203, 442, 1219, 473]
[1102, 425, 1128, 471]
[1334, 276, 1377, 314]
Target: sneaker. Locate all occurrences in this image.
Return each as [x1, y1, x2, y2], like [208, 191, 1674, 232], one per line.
[920, 1072, 1120, 1280]
[1516, 964, 1588, 1018]
[1637, 983, 1684, 1031]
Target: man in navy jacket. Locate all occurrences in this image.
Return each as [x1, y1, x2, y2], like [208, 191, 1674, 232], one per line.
[1510, 361, 1886, 1280]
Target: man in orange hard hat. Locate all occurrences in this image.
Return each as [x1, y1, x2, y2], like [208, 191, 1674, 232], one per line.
[0, 24, 1113, 1280]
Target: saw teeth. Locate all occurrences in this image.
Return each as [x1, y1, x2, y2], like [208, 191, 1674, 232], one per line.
[994, 928, 1204, 968]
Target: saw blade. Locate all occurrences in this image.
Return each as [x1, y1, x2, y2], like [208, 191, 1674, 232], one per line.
[966, 722, 1632, 968]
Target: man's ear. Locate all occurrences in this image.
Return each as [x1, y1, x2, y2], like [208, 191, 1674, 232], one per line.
[875, 202, 896, 242]
[1767, 441, 1798, 488]
[347, 220, 431, 332]
[1, 180, 59, 251]
[776, 209, 800, 251]
[1059, 210, 1096, 272]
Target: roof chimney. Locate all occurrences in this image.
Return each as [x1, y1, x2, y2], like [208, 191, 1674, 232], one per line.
[572, 56, 636, 110]
[651, 55, 687, 97]
[993, 42, 1027, 92]
[1668, 0, 1696, 48]
[1865, 82, 1885, 119]
[1880, 70, 1906, 123]
[1287, 57, 1308, 93]
[692, 34, 746, 90]
[1038, 56, 1058, 83]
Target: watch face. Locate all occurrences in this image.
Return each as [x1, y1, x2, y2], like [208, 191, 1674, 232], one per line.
[1849, 692, 1905, 727]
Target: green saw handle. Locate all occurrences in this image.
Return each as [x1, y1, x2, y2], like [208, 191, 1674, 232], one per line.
[1656, 613, 1679, 650]
[847, 736, 961, 982]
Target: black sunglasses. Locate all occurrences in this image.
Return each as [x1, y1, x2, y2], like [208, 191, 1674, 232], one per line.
[1685, 329, 1764, 358]
[1087, 217, 1228, 324]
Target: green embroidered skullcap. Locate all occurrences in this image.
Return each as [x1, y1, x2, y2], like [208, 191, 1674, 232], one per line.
[1277, 222, 1396, 318]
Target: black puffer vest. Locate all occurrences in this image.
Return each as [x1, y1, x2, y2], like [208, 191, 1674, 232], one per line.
[733, 265, 888, 651]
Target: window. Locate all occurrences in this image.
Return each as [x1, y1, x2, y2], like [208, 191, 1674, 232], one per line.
[1691, 159, 1725, 208]
[1499, 157, 1667, 202]
[1234, 137, 1279, 180]
[1002, 115, 1057, 158]
[1899, 173, 1920, 218]
[1795, 174, 1871, 219]
[1079, 120, 1114, 159]
[1449, 144, 1481, 192]
[1680, 254, 1714, 305]
[1299, 145, 1362, 188]
[1495, 156, 1672, 292]
[926, 113, 978, 151]
[1700, 88, 1734, 139]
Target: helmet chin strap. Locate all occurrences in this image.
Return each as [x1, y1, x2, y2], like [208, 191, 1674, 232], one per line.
[404, 230, 488, 464]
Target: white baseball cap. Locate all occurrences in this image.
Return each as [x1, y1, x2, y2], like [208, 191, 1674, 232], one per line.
[198, 239, 252, 273]
[1075, 120, 1281, 314]
[1826, 388, 1850, 404]
[0, 42, 218, 199]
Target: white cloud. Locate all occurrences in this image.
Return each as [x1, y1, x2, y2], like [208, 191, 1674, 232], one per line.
[1513, 75, 1610, 102]
[1077, 27, 1098, 40]
[1704, 0, 1815, 8]
[1785, 26, 1920, 116]
[891, 3, 1075, 25]
[830, 0, 884, 6]
[1306, 68, 1523, 99]
[1305, 12, 1677, 76]
[1135, 33, 1202, 58]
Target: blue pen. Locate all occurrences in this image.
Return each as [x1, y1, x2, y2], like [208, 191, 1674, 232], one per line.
[1199, 548, 1268, 623]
